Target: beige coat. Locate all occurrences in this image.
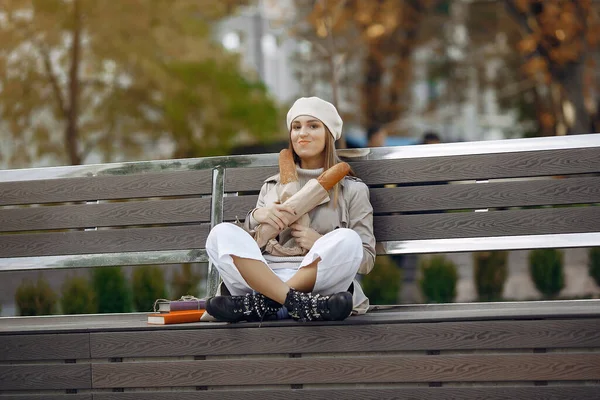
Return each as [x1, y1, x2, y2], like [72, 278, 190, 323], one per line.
[200, 174, 375, 322]
[244, 173, 376, 275]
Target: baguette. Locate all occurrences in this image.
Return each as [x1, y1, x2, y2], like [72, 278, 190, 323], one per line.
[317, 162, 351, 190]
[279, 149, 298, 184]
[254, 161, 350, 250]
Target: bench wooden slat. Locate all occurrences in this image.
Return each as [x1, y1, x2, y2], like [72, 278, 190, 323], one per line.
[223, 196, 256, 221]
[2, 301, 598, 333]
[373, 206, 600, 241]
[352, 147, 600, 185]
[91, 353, 600, 387]
[0, 333, 89, 361]
[0, 225, 209, 258]
[89, 319, 600, 358]
[0, 170, 212, 206]
[224, 166, 277, 192]
[90, 319, 600, 358]
[0, 198, 212, 233]
[224, 147, 600, 191]
[90, 386, 600, 400]
[0, 395, 92, 400]
[370, 176, 600, 213]
[223, 176, 600, 219]
[0, 364, 91, 390]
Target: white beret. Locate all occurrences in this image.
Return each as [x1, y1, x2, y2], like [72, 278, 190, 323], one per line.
[286, 96, 343, 141]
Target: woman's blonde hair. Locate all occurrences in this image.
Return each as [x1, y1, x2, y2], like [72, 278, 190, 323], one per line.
[288, 126, 355, 207]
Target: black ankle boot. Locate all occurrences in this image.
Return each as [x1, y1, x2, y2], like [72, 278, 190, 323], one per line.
[206, 293, 282, 323]
[283, 288, 352, 322]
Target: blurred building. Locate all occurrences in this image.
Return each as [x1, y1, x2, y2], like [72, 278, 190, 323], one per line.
[216, 0, 300, 104]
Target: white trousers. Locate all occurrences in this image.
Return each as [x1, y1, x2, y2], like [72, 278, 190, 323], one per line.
[205, 222, 363, 297]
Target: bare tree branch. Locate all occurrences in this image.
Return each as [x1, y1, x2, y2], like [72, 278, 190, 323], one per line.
[66, 0, 82, 165]
[38, 46, 68, 118]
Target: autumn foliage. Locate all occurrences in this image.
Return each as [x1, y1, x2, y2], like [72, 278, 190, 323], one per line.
[507, 0, 600, 135]
[0, 0, 278, 167]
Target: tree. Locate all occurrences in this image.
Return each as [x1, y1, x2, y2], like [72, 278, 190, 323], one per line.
[0, 0, 278, 167]
[505, 0, 600, 135]
[131, 265, 167, 312]
[61, 274, 97, 314]
[353, 0, 440, 128]
[419, 255, 458, 303]
[361, 255, 401, 305]
[15, 276, 57, 316]
[291, 0, 441, 138]
[92, 266, 131, 313]
[416, 0, 599, 139]
[164, 59, 280, 158]
[528, 248, 564, 299]
[474, 251, 508, 302]
[171, 263, 203, 299]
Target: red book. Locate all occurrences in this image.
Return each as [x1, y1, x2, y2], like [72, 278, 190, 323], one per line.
[147, 309, 205, 325]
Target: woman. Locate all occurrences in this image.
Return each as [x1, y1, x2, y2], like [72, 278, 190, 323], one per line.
[205, 96, 375, 322]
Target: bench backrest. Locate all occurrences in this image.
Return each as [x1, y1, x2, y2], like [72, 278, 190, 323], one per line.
[0, 163, 214, 270]
[1, 134, 599, 296]
[223, 135, 600, 254]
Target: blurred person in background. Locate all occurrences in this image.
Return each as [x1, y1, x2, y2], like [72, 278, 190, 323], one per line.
[366, 125, 388, 148]
[422, 131, 441, 145]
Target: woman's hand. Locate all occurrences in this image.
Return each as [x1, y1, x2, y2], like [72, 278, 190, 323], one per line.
[290, 223, 322, 251]
[253, 204, 296, 230]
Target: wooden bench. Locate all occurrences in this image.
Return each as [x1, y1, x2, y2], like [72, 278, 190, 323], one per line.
[1, 134, 600, 399]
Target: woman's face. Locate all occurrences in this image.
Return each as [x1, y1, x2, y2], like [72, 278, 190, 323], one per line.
[290, 115, 327, 168]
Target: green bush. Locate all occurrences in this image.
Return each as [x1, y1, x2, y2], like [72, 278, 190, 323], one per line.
[361, 255, 402, 305]
[61, 274, 97, 315]
[171, 263, 203, 299]
[15, 276, 57, 316]
[529, 248, 565, 299]
[92, 267, 131, 313]
[132, 266, 167, 312]
[474, 251, 508, 301]
[419, 255, 458, 303]
[589, 247, 600, 287]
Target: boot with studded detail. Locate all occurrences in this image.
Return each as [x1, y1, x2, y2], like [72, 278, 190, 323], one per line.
[283, 288, 352, 322]
[206, 293, 282, 323]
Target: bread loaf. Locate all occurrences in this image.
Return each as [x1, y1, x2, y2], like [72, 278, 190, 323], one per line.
[279, 149, 298, 184]
[317, 162, 351, 190]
